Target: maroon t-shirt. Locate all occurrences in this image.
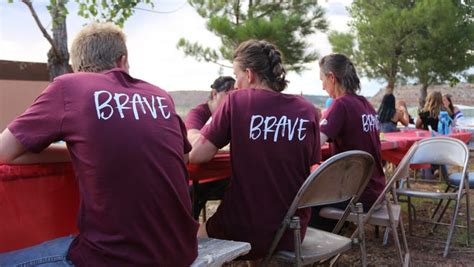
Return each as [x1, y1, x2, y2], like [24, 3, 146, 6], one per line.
[201, 89, 321, 259]
[8, 69, 198, 266]
[185, 102, 211, 130]
[320, 93, 385, 208]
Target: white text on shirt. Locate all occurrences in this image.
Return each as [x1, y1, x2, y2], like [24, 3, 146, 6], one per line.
[361, 114, 379, 132]
[94, 90, 170, 120]
[249, 115, 309, 142]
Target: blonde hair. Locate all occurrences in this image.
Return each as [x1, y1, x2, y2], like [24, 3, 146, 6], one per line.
[422, 91, 443, 119]
[71, 22, 127, 73]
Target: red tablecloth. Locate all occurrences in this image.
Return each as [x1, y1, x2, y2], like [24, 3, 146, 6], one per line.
[321, 138, 402, 160]
[381, 129, 472, 165]
[0, 153, 232, 253]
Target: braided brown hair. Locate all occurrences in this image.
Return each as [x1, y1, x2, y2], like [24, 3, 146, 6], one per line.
[233, 39, 288, 92]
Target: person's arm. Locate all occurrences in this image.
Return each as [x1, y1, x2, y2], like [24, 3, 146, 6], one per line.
[320, 132, 329, 146]
[188, 134, 218, 164]
[0, 128, 70, 164]
[397, 109, 410, 126]
[415, 115, 423, 129]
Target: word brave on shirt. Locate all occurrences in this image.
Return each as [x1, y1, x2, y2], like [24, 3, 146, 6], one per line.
[361, 114, 379, 132]
[249, 115, 309, 142]
[94, 90, 170, 120]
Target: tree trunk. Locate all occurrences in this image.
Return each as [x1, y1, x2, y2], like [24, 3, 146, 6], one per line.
[47, 0, 71, 80]
[419, 83, 428, 109]
[386, 78, 395, 94]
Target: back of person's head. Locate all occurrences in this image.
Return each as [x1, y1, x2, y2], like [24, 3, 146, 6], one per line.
[378, 93, 396, 123]
[233, 39, 288, 92]
[211, 76, 235, 93]
[319, 53, 360, 94]
[71, 22, 127, 73]
[423, 91, 443, 118]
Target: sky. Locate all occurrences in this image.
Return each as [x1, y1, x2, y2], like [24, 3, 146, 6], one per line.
[0, 0, 385, 96]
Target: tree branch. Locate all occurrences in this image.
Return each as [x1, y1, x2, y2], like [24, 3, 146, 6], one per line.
[21, 0, 61, 59]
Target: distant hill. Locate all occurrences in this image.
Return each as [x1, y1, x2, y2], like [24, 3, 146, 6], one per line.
[168, 90, 329, 117]
[371, 83, 474, 108]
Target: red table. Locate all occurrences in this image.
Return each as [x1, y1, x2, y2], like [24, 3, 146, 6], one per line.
[381, 129, 472, 165]
[0, 153, 232, 253]
[321, 137, 402, 160]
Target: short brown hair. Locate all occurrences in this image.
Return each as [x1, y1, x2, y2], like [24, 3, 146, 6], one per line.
[71, 22, 127, 73]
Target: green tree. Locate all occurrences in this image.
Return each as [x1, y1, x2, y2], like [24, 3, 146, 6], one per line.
[177, 0, 328, 73]
[346, 0, 417, 94]
[8, 0, 153, 80]
[328, 0, 473, 107]
[403, 0, 474, 107]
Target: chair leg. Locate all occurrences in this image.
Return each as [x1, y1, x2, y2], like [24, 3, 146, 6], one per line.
[466, 190, 471, 247]
[465, 177, 471, 247]
[290, 216, 302, 267]
[387, 202, 404, 265]
[407, 196, 413, 236]
[432, 199, 453, 232]
[431, 186, 451, 220]
[355, 203, 367, 267]
[382, 227, 390, 246]
[398, 212, 410, 266]
[444, 200, 461, 257]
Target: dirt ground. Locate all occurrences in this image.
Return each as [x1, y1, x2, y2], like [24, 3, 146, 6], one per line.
[203, 158, 474, 266]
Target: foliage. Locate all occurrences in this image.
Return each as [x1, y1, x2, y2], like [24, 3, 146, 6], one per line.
[76, 0, 154, 27]
[328, 0, 473, 101]
[404, 0, 474, 88]
[8, 0, 154, 79]
[178, 0, 328, 73]
[327, 31, 355, 58]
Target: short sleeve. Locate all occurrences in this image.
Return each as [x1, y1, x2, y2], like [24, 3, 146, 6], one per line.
[178, 116, 192, 154]
[320, 99, 345, 141]
[185, 103, 211, 130]
[201, 95, 231, 149]
[8, 79, 65, 153]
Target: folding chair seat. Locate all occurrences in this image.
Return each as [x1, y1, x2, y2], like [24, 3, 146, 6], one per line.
[396, 137, 471, 257]
[261, 150, 375, 267]
[448, 172, 474, 188]
[191, 237, 251, 267]
[319, 142, 416, 267]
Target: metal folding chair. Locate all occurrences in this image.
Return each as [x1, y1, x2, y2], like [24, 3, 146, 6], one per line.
[320, 143, 417, 267]
[261, 150, 375, 267]
[396, 137, 471, 257]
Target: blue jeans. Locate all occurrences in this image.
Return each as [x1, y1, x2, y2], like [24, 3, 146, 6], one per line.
[0, 236, 74, 267]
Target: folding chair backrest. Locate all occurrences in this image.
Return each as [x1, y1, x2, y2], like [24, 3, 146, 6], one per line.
[410, 137, 469, 168]
[287, 150, 375, 216]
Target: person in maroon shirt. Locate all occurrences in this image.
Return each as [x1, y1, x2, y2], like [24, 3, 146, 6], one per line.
[188, 39, 321, 262]
[0, 22, 198, 266]
[310, 53, 385, 231]
[186, 76, 235, 218]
